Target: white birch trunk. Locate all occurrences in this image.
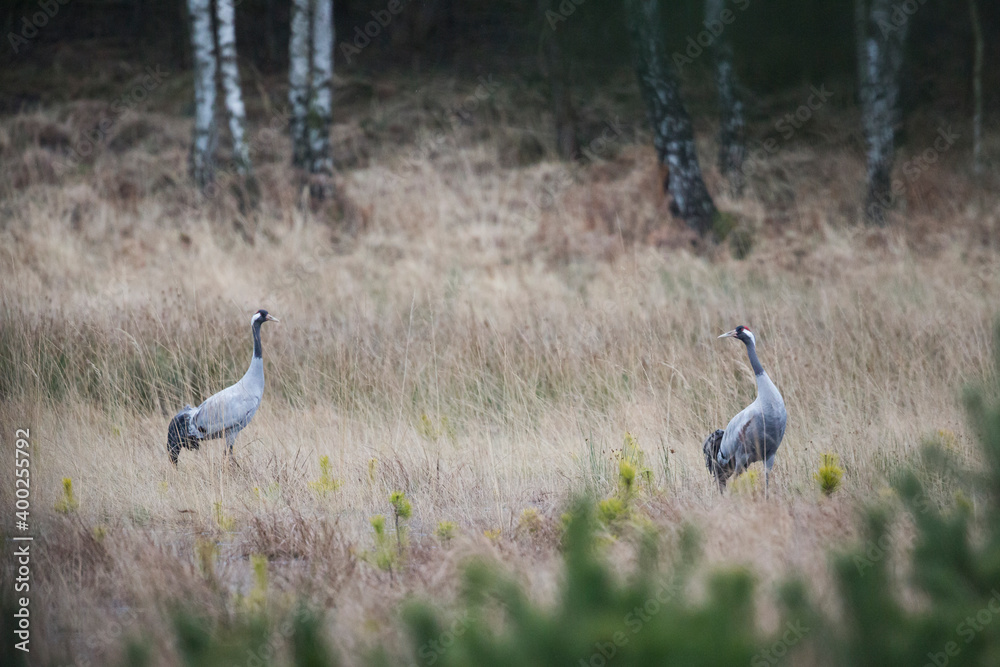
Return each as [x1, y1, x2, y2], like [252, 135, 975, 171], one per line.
[308, 0, 334, 177]
[188, 0, 218, 189]
[862, 0, 909, 225]
[706, 0, 745, 192]
[215, 0, 251, 176]
[289, 0, 312, 169]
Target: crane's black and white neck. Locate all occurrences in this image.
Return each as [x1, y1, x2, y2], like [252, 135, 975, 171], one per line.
[251, 309, 275, 360]
[719, 325, 764, 376]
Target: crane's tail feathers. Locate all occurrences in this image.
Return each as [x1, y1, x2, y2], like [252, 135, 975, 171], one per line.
[702, 429, 733, 493]
[167, 407, 201, 465]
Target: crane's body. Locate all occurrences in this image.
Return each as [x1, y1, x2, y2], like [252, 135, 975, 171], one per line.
[704, 326, 787, 493]
[167, 309, 277, 465]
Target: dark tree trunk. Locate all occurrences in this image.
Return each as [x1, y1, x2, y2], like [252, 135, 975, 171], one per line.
[265, 0, 278, 65]
[861, 0, 909, 225]
[540, 0, 579, 161]
[706, 0, 745, 193]
[625, 0, 716, 237]
[854, 0, 867, 102]
[970, 0, 983, 176]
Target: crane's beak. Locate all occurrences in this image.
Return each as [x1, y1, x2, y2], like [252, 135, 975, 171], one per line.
[718, 329, 738, 339]
[266, 314, 279, 323]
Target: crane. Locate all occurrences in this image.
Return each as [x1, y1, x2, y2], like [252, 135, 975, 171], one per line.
[167, 309, 278, 465]
[703, 325, 787, 494]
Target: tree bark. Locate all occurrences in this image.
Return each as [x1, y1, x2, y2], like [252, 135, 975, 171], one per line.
[970, 0, 983, 176]
[706, 0, 745, 193]
[854, 0, 867, 101]
[861, 0, 909, 225]
[289, 0, 336, 199]
[540, 0, 578, 161]
[308, 0, 334, 179]
[289, 0, 312, 169]
[187, 0, 218, 190]
[625, 0, 716, 237]
[215, 0, 251, 176]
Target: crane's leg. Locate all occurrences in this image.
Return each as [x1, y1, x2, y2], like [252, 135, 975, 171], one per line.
[764, 453, 776, 499]
[225, 431, 237, 460]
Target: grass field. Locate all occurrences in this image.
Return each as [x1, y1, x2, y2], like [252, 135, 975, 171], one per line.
[1, 70, 999, 665]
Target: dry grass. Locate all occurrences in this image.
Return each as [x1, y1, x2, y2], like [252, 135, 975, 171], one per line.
[1, 72, 999, 665]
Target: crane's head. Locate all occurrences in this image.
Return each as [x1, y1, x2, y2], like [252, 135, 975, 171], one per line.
[719, 325, 754, 346]
[251, 309, 279, 326]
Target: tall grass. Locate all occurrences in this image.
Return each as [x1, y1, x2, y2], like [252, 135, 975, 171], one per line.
[1, 74, 998, 664]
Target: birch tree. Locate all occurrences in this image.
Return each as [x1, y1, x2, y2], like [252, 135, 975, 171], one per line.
[215, 0, 251, 176]
[188, 0, 218, 189]
[308, 0, 334, 179]
[186, 0, 253, 190]
[706, 0, 745, 192]
[625, 0, 716, 237]
[861, 0, 909, 225]
[289, 0, 335, 198]
[289, 0, 311, 169]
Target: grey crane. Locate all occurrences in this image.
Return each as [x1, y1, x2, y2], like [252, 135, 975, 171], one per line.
[703, 325, 787, 493]
[167, 309, 278, 465]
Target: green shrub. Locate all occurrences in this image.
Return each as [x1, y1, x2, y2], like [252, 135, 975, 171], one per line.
[53, 477, 79, 514]
[213, 501, 235, 532]
[309, 455, 342, 496]
[395, 500, 761, 666]
[436, 520, 457, 543]
[122, 605, 337, 667]
[814, 452, 845, 496]
[787, 321, 1000, 666]
[364, 491, 413, 572]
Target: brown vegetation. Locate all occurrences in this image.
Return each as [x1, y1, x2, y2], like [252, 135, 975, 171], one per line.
[1, 67, 998, 664]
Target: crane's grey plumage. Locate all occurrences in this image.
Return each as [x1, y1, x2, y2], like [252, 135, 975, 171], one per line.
[704, 325, 787, 493]
[167, 309, 278, 465]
